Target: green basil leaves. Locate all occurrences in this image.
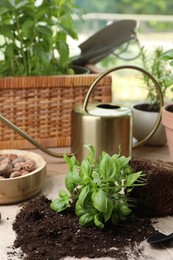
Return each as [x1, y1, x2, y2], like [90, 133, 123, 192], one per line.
[50, 145, 144, 228]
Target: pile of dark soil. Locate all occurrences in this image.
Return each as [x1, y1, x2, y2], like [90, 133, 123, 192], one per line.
[12, 195, 156, 260]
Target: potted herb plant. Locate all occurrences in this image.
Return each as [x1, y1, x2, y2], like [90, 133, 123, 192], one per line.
[0, 0, 81, 76]
[132, 46, 173, 146]
[0, 0, 112, 150]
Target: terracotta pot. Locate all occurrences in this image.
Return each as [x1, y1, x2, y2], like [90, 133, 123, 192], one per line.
[162, 104, 173, 160]
[132, 103, 167, 146]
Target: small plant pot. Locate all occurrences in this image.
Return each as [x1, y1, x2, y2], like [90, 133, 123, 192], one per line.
[162, 104, 173, 161]
[132, 103, 167, 146]
[70, 65, 91, 74]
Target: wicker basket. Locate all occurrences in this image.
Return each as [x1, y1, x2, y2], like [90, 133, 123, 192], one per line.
[0, 74, 112, 149]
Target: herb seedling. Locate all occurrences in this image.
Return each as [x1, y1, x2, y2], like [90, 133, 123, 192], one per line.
[50, 145, 144, 228]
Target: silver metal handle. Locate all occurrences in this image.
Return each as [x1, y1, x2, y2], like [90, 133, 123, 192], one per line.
[83, 65, 164, 148]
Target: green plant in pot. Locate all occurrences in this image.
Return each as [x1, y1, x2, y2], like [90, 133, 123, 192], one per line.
[132, 46, 173, 146]
[139, 46, 173, 110]
[0, 0, 83, 76]
[0, 1, 112, 151]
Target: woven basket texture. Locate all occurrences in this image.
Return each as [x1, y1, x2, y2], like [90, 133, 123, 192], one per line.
[0, 74, 112, 149]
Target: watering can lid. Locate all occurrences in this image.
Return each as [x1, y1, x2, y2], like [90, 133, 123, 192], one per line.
[71, 19, 137, 65]
[73, 103, 132, 117]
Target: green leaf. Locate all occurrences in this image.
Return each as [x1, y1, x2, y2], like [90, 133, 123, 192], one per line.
[117, 179, 122, 188]
[114, 185, 122, 193]
[0, 25, 14, 39]
[75, 200, 97, 217]
[65, 167, 81, 193]
[63, 154, 74, 169]
[98, 151, 106, 163]
[112, 155, 121, 176]
[37, 24, 52, 37]
[38, 51, 50, 65]
[75, 200, 86, 217]
[5, 44, 14, 59]
[84, 144, 96, 163]
[125, 171, 142, 187]
[111, 208, 120, 225]
[92, 189, 107, 213]
[56, 40, 69, 67]
[123, 166, 133, 176]
[103, 198, 113, 222]
[80, 159, 91, 178]
[119, 156, 131, 168]
[0, 0, 13, 10]
[161, 49, 173, 60]
[50, 197, 70, 212]
[92, 171, 101, 185]
[79, 213, 94, 226]
[60, 14, 78, 39]
[59, 190, 69, 199]
[63, 154, 79, 170]
[58, 0, 66, 6]
[16, 0, 29, 9]
[0, 6, 10, 16]
[65, 171, 74, 192]
[21, 20, 35, 38]
[100, 153, 116, 180]
[78, 185, 90, 206]
[94, 214, 104, 229]
[119, 204, 132, 217]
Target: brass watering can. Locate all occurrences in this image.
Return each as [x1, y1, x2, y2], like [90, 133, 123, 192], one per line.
[71, 65, 163, 161]
[0, 65, 163, 160]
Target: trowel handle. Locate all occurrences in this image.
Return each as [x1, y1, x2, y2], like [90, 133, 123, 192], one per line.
[83, 65, 164, 148]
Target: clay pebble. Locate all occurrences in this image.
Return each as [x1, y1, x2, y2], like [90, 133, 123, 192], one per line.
[0, 154, 36, 179]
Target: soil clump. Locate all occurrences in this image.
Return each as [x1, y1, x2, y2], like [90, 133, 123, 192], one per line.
[130, 158, 173, 217]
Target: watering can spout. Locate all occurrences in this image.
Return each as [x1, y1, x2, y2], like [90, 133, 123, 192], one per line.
[0, 114, 73, 158]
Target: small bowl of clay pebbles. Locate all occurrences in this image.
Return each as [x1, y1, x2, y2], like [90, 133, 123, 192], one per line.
[0, 150, 46, 204]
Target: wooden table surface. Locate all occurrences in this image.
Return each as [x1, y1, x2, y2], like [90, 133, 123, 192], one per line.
[0, 144, 173, 260]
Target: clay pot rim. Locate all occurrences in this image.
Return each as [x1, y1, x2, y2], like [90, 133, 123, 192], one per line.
[162, 104, 173, 113]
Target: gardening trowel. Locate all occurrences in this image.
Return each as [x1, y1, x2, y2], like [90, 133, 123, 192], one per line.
[71, 19, 141, 66]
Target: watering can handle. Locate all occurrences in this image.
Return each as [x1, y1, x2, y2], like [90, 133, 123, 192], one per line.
[82, 65, 164, 148]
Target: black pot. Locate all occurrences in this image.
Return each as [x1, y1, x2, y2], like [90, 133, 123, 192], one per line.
[70, 65, 90, 75]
